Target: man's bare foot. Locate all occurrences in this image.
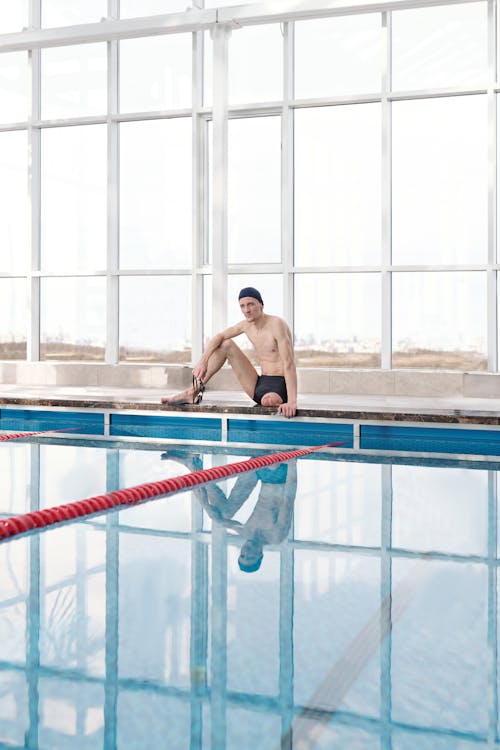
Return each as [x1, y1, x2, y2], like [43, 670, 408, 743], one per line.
[161, 386, 196, 405]
[161, 379, 204, 405]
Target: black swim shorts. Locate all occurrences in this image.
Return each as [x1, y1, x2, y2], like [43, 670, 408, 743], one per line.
[253, 375, 288, 405]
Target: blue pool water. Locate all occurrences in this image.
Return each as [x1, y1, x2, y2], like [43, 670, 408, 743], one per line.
[0, 437, 499, 749]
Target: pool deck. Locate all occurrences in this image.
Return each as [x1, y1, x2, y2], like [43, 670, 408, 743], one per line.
[0, 383, 499, 425]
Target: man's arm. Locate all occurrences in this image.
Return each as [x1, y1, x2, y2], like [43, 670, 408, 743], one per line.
[276, 320, 297, 418]
[193, 321, 246, 381]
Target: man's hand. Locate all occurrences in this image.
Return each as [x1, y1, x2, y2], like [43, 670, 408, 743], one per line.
[277, 402, 296, 419]
[193, 359, 208, 382]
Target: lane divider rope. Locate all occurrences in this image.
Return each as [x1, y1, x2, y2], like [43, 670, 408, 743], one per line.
[0, 427, 82, 442]
[0, 441, 344, 541]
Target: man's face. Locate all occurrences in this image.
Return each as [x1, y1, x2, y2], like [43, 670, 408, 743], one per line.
[239, 296, 263, 321]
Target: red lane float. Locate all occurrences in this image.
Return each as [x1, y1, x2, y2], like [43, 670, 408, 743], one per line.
[0, 441, 344, 541]
[0, 427, 80, 442]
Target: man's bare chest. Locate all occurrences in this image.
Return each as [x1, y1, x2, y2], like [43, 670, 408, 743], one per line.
[246, 327, 279, 355]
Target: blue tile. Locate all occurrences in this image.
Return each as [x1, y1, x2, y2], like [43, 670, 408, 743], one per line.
[227, 419, 353, 447]
[361, 424, 500, 456]
[0, 408, 104, 436]
[110, 413, 222, 441]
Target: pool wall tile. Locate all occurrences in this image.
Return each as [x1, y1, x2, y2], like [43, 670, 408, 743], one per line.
[227, 419, 353, 447]
[0, 408, 105, 435]
[109, 413, 222, 441]
[360, 424, 500, 456]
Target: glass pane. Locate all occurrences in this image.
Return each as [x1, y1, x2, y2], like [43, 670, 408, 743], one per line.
[40, 277, 106, 361]
[0, 52, 28, 123]
[0, 672, 28, 747]
[497, 277, 500, 361]
[295, 15, 382, 98]
[204, 30, 213, 107]
[118, 535, 191, 685]
[295, 104, 381, 266]
[205, 0, 265, 4]
[41, 43, 107, 119]
[227, 547, 280, 695]
[0, 2, 28, 32]
[228, 24, 282, 105]
[294, 273, 381, 368]
[392, 271, 487, 370]
[203, 274, 212, 347]
[0, 539, 28, 663]
[118, 450, 192, 532]
[496, 98, 500, 264]
[120, 119, 192, 270]
[392, 96, 487, 265]
[120, 0, 193, 16]
[392, 559, 487, 734]
[392, 3, 487, 91]
[41, 125, 107, 272]
[228, 117, 281, 264]
[393, 466, 488, 556]
[0, 130, 29, 273]
[42, 0, 107, 27]
[227, 710, 281, 750]
[294, 460, 381, 547]
[0, 279, 27, 360]
[39, 679, 104, 746]
[294, 550, 380, 717]
[0, 444, 31, 515]
[120, 35, 191, 113]
[40, 444, 107, 507]
[227, 274, 284, 360]
[40, 531, 105, 677]
[119, 276, 191, 363]
[393, 730, 485, 750]
[207, 120, 213, 263]
[118, 692, 190, 747]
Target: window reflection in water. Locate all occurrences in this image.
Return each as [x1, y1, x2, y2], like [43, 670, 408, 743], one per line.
[0, 442, 497, 748]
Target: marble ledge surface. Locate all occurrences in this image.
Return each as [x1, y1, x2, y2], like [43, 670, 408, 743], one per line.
[1, 387, 500, 425]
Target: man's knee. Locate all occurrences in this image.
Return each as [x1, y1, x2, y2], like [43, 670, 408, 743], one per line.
[220, 339, 239, 356]
[261, 392, 283, 407]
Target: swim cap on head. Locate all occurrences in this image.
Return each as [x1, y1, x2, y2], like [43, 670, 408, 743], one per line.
[238, 287, 264, 305]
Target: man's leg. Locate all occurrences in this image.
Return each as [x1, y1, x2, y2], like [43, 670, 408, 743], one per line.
[209, 339, 259, 399]
[161, 339, 258, 404]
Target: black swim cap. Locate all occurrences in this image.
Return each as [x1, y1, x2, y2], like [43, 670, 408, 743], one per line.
[238, 287, 264, 305]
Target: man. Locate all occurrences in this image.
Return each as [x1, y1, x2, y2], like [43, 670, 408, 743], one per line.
[161, 286, 297, 418]
[161, 449, 298, 574]
[201, 459, 298, 573]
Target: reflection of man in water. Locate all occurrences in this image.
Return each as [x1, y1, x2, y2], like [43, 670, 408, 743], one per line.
[161, 451, 297, 573]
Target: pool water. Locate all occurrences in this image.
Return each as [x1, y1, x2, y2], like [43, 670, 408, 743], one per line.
[0, 438, 498, 749]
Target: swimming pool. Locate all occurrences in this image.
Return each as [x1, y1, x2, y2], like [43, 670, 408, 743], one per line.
[0, 437, 498, 749]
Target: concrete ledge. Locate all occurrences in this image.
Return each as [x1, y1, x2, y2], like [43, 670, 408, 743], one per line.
[464, 372, 500, 398]
[2, 362, 500, 399]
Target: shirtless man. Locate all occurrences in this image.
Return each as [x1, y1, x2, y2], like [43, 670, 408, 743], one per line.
[161, 286, 297, 418]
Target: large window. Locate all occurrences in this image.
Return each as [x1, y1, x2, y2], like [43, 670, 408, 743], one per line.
[392, 96, 488, 266]
[294, 104, 381, 268]
[119, 119, 192, 271]
[0, 131, 29, 273]
[40, 277, 106, 361]
[294, 274, 381, 367]
[119, 276, 192, 363]
[0, 0, 496, 373]
[41, 125, 107, 272]
[228, 117, 281, 264]
[393, 272, 487, 370]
